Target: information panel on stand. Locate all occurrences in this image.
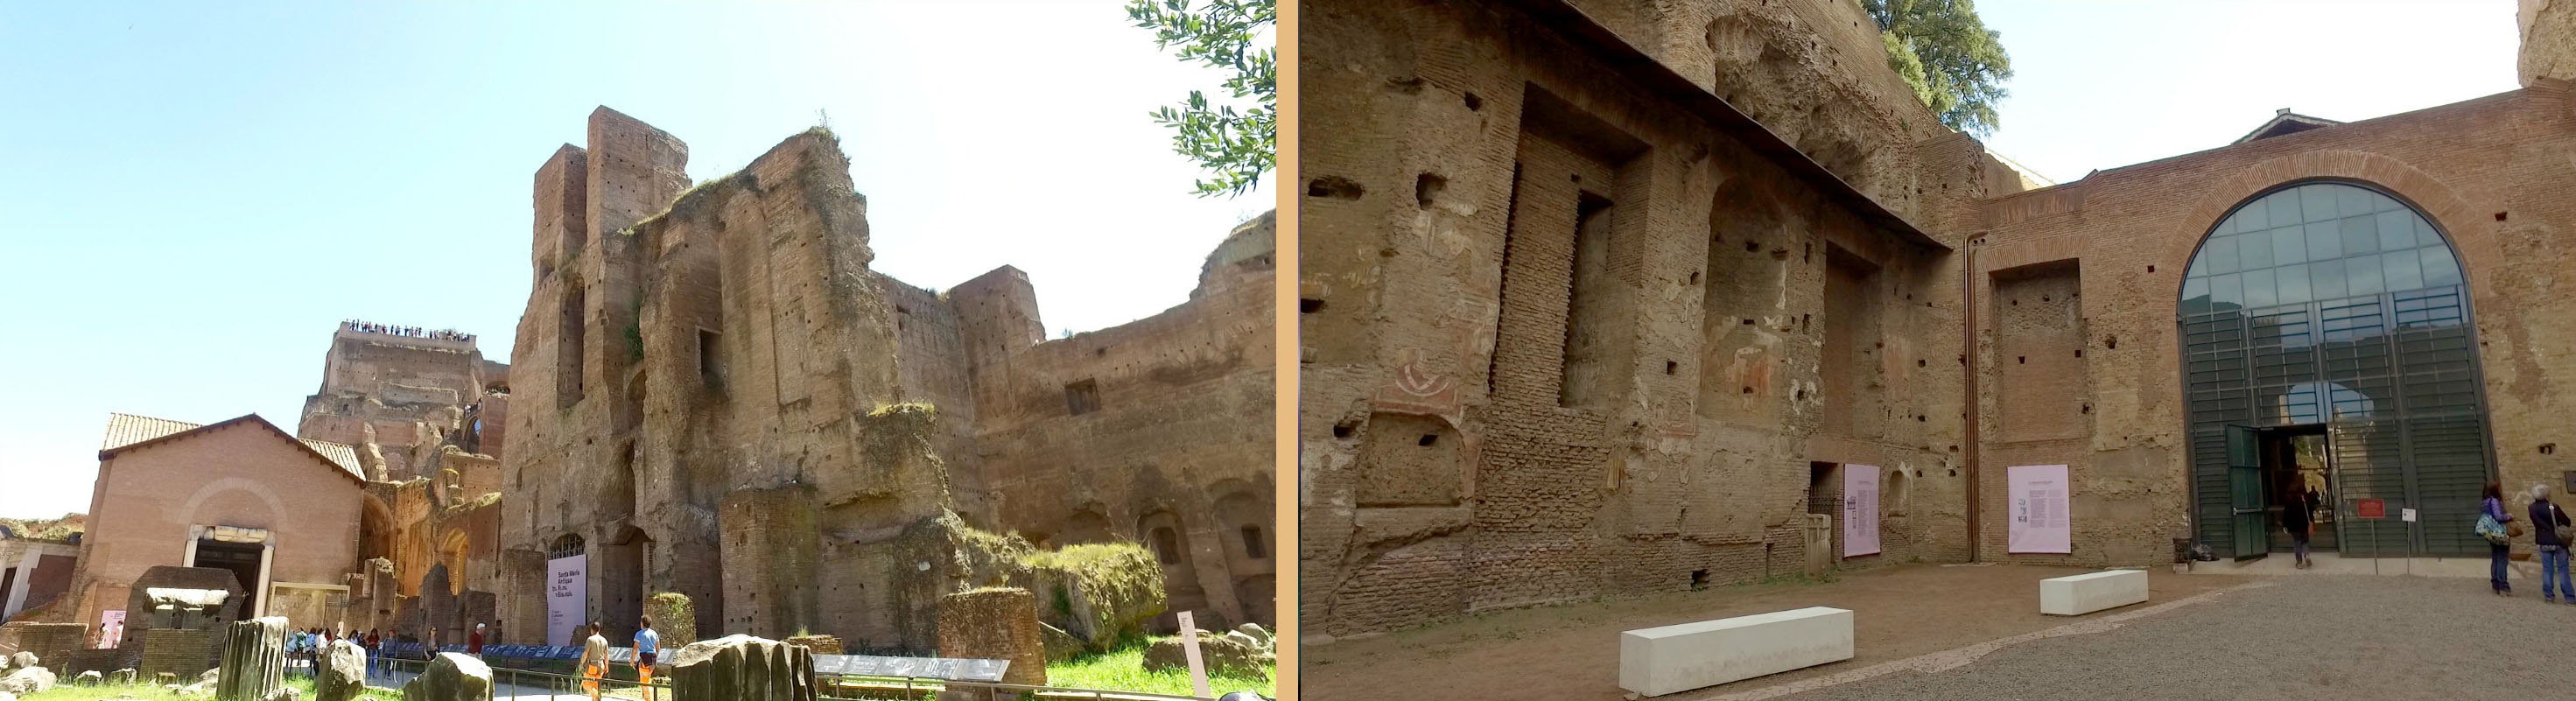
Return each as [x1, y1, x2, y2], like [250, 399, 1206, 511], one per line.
[812, 655, 1010, 682]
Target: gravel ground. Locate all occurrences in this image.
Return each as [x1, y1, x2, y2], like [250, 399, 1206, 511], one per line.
[1776, 576, 2576, 701]
[1303, 564, 2244, 701]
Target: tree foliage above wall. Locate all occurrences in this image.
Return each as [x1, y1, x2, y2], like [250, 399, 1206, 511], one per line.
[1127, 0, 1276, 199]
[1863, 0, 2013, 137]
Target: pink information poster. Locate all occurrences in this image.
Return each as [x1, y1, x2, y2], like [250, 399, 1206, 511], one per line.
[2009, 464, 2074, 554]
[1843, 466, 1881, 557]
[96, 610, 123, 648]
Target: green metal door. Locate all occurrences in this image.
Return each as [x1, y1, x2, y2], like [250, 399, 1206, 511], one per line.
[2228, 424, 2268, 560]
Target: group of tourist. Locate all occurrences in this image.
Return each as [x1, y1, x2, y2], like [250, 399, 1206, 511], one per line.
[2479, 480, 2576, 599]
[284, 627, 388, 678]
[572, 616, 661, 701]
[275, 615, 663, 699]
[341, 319, 474, 343]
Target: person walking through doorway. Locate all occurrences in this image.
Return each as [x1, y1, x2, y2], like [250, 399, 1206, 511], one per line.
[580, 620, 610, 701]
[2284, 487, 2314, 569]
[2484, 480, 2517, 595]
[2534, 484, 2575, 603]
[634, 614, 661, 701]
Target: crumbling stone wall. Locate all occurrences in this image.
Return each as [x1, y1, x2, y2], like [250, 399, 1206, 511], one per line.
[936, 213, 1276, 630]
[2523, 0, 2576, 87]
[1298, 0, 1976, 637]
[490, 102, 1264, 654]
[499, 109, 1231, 654]
[296, 325, 502, 481]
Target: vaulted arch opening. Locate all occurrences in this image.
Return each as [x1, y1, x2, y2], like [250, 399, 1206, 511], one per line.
[2179, 180, 2491, 559]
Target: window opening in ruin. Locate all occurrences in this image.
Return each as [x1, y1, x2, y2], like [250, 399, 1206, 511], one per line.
[1690, 569, 1709, 590]
[1820, 246, 1882, 437]
[1300, 298, 1323, 313]
[559, 286, 586, 408]
[1807, 462, 1839, 516]
[1560, 192, 1616, 407]
[1064, 379, 1101, 416]
[1150, 528, 1183, 564]
[1240, 526, 1267, 559]
[698, 329, 722, 386]
[548, 533, 586, 560]
[1417, 434, 1437, 446]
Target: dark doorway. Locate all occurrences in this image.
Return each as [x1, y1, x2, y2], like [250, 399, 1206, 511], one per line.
[193, 540, 263, 617]
[2263, 427, 2337, 554]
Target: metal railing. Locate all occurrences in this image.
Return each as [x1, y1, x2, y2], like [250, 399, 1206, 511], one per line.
[359, 654, 1244, 701]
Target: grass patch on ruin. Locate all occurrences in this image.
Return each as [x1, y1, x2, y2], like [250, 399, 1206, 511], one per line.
[19, 677, 399, 701]
[1045, 635, 1274, 697]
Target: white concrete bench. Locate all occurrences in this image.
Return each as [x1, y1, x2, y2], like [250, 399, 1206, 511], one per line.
[2039, 569, 2149, 615]
[1618, 606, 1854, 697]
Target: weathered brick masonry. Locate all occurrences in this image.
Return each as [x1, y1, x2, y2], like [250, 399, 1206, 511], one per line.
[502, 108, 1275, 650]
[1300, 0, 2576, 636]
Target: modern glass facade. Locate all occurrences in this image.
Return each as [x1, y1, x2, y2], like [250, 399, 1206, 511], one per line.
[2180, 181, 2492, 557]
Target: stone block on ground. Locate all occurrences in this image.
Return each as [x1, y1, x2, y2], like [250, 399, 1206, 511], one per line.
[2039, 570, 2150, 616]
[216, 617, 287, 701]
[398, 653, 490, 701]
[264, 686, 299, 701]
[935, 588, 1046, 688]
[779, 634, 842, 655]
[1618, 606, 1853, 697]
[955, 532, 1166, 652]
[1224, 630, 1260, 650]
[1036, 623, 1082, 662]
[0, 666, 55, 695]
[112, 668, 137, 684]
[669, 634, 817, 701]
[76, 669, 102, 685]
[315, 641, 367, 701]
[1141, 631, 1273, 679]
[1234, 623, 1270, 645]
[4, 653, 29, 671]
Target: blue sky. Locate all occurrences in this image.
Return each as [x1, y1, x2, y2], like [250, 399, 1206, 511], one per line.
[0, 1, 1274, 517]
[1976, 0, 2521, 184]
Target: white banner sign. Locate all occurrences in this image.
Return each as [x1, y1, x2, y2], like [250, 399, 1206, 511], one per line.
[547, 554, 587, 647]
[2008, 464, 2073, 554]
[1843, 466, 1881, 557]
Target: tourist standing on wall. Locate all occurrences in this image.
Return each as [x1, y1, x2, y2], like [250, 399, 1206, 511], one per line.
[2532, 484, 2574, 603]
[2482, 480, 2517, 595]
[634, 615, 661, 701]
[579, 620, 610, 701]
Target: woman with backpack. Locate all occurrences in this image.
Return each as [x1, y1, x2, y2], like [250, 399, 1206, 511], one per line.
[2483, 480, 2518, 595]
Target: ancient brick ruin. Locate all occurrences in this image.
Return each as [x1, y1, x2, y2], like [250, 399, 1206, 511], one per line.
[1300, 0, 2576, 637]
[488, 108, 1273, 651]
[29, 105, 1270, 668]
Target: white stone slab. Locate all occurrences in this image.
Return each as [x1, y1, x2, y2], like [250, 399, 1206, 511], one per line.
[2039, 569, 2150, 615]
[1618, 606, 1854, 697]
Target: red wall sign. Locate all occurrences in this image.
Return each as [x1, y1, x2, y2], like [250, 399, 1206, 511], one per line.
[2357, 499, 2386, 519]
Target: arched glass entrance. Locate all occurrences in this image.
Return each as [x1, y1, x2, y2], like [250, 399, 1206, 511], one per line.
[2180, 181, 2492, 558]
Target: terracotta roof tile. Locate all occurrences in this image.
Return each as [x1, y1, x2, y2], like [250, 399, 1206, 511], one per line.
[97, 412, 366, 480]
